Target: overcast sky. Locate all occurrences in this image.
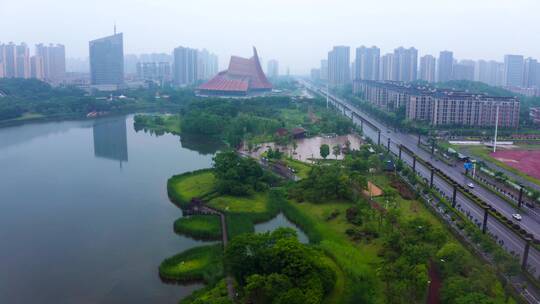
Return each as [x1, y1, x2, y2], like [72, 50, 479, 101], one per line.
[1, 0, 539, 74]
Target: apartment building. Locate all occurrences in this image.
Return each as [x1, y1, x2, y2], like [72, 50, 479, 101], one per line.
[353, 80, 520, 128]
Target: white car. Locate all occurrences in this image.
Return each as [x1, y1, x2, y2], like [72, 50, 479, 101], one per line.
[512, 213, 522, 221]
[467, 182, 475, 189]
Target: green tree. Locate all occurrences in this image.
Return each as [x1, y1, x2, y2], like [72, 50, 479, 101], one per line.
[332, 144, 341, 159]
[320, 144, 330, 159]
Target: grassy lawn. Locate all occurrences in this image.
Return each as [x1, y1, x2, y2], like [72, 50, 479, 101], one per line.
[135, 114, 181, 135]
[280, 108, 308, 128]
[174, 215, 222, 240]
[209, 192, 268, 213]
[168, 170, 216, 205]
[285, 199, 382, 303]
[159, 244, 223, 283]
[284, 158, 312, 179]
[15, 113, 45, 121]
[467, 145, 540, 187]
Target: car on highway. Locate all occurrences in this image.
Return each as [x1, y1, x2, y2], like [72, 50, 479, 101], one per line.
[512, 213, 522, 221]
[467, 182, 475, 189]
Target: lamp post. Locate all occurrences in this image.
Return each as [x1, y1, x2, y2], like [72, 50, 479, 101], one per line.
[493, 105, 499, 153]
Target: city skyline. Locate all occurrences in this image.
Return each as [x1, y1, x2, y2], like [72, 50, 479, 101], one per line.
[1, 0, 539, 74]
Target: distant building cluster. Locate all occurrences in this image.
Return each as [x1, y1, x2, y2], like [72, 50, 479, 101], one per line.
[0, 42, 65, 83]
[85, 28, 219, 90]
[354, 80, 520, 128]
[312, 45, 540, 96]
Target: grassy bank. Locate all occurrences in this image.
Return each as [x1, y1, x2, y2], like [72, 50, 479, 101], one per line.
[133, 114, 181, 135]
[159, 244, 223, 284]
[174, 215, 222, 240]
[167, 169, 216, 207]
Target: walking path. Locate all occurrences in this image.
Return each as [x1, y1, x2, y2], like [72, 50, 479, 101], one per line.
[218, 212, 235, 300]
[184, 198, 235, 300]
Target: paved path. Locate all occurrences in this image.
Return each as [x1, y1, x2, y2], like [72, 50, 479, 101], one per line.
[218, 212, 235, 300]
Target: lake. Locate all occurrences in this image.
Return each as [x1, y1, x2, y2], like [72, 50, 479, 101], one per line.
[0, 114, 308, 304]
[0, 115, 217, 304]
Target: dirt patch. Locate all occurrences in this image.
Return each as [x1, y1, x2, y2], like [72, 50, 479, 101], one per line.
[491, 150, 540, 180]
[390, 178, 415, 200]
[363, 181, 383, 197]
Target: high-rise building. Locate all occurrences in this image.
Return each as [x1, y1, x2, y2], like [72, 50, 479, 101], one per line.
[392, 47, 417, 82]
[36, 44, 66, 82]
[523, 58, 538, 88]
[30, 56, 44, 80]
[320, 59, 328, 81]
[136, 62, 171, 81]
[354, 46, 380, 80]
[173, 46, 198, 86]
[0, 46, 4, 77]
[197, 49, 219, 81]
[15, 43, 30, 79]
[504, 54, 524, 87]
[267, 59, 279, 79]
[124, 54, 139, 75]
[419, 55, 436, 83]
[66, 57, 89, 73]
[89, 33, 124, 86]
[452, 60, 475, 81]
[1, 43, 17, 78]
[438, 51, 453, 83]
[380, 53, 394, 81]
[310, 68, 320, 81]
[327, 46, 350, 87]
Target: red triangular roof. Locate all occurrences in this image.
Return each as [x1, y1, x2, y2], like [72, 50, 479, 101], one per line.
[199, 47, 272, 93]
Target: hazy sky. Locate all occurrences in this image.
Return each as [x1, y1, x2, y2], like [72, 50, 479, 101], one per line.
[1, 0, 539, 74]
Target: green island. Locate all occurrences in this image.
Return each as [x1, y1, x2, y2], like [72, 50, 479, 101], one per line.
[159, 244, 223, 284]
[174, 215, 222, 240]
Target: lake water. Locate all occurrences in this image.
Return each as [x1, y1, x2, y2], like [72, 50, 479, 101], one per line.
[0, 114, 308, 304]
[0, 115, 217, 304]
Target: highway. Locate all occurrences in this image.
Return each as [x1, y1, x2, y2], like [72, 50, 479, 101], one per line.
[302, 80, 540, 276]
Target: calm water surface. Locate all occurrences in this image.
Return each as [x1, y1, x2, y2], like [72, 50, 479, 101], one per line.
[0, 115, 218, 304]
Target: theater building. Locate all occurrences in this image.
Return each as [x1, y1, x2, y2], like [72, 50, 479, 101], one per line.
[198, 47, 272, 96]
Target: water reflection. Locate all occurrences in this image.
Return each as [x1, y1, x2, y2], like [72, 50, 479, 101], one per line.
[254, 213, 309, 244]
[0, 120, 93, 150]
[93, 116, 129, 164]
[180, 134, 223, 156]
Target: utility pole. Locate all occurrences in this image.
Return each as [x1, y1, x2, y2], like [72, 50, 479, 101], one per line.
[493, 105, 499, 153]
